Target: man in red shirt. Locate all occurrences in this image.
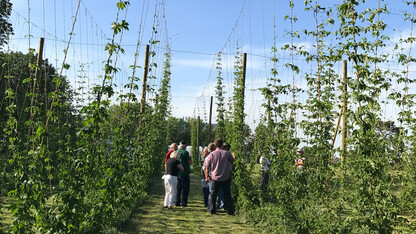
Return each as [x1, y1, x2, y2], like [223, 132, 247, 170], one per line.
[165, 143, 178, 163]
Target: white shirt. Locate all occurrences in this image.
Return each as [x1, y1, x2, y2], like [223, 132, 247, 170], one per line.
[260, 156, 271, 171]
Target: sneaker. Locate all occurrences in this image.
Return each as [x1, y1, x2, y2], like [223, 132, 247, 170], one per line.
[164, 206, 168, 209]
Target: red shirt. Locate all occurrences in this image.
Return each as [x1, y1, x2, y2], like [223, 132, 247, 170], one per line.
[165, 149, 174, 163]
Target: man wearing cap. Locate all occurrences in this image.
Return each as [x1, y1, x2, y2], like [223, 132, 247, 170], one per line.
[204, 138, 235, 215]
[175, 141, 192, 207]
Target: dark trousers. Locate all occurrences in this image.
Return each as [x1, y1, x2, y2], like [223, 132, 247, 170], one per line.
[202, 187, 209, 207]
[260, 171, 269, 191]
[209, 179, 234, 215]
[176, 175, 190, 206]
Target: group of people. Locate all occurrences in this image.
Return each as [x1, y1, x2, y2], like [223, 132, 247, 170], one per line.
[163, 141, 192, 210]
[162, 138, 235, 215]
[162, 138, 305, 213]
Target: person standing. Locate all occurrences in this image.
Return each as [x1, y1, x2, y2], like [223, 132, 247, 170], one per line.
[295, 148, 305, 173]
[201, 147, 210, 208]
[203, 142, 217, 212]
[204, 138, 235, 215]
[216, 142, 232, 210]
[176, 141, 192, 207]
[163, 151, 184, 210]
[259, 153, 271, 191]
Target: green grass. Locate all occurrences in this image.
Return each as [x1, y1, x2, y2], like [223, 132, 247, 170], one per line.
[119, 174, 260, 233]
[0, 196, 14, 233]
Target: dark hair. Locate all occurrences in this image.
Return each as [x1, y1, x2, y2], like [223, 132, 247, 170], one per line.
[224, 143, 231, 150]
[214, 138, 224, 147]
[179, 141, 186, 145]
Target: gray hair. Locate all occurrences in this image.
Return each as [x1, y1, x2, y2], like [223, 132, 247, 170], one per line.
[170, 151, 180, 159]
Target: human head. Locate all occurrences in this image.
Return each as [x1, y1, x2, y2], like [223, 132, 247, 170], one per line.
[170, 151, 180, 159]
[214, 138, 224, 148]
[297, 148, 304, 156]
[208, 143, 216, 152]
[170, 143, 178, 151]
[179, 141, 186, 149]
[203, 147, 209, 157]
[223, 143, 231, 151]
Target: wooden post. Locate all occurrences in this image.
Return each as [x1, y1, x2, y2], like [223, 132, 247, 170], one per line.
[341, 60, 347, 164]
[241, 53, 247, 154]
[28, 37, 45, 139]
[197, 116, 200, 162]
[208, 96, 213, 142]
[330, 109, 343, 148]
[197, 116, 200, 146]
[242, 53, 247, 107]
[140, 45, 150, 113]
[35, 37, 45, 80]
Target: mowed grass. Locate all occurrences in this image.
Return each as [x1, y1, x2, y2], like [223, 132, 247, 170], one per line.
[0, 196, 14, 233]
[120, 174, 260, 233]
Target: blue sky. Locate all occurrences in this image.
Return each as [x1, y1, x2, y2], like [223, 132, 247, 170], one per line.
[6, 0, 416, 135]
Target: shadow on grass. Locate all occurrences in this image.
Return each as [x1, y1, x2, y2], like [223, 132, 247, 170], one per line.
[0, 196, 14, 233]
[120, 173, 259, 233]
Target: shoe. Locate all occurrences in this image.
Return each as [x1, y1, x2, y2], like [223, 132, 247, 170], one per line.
[182, 204, 188, 208]
[164, 206, 168, 208]
[210, 212, 217, 215]
[168, 207, 173, 210]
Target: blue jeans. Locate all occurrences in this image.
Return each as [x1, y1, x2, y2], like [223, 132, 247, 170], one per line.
[176, 175, 190, 207]
[207, 182, 212, 211]
[203, 187, 209, 207]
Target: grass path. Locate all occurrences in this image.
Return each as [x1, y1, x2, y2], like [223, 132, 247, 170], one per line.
[120, 174, 260, 233]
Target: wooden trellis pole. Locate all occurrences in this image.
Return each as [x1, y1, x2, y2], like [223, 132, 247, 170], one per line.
[197, 115, 200, 151]
[341, 60, 347, 164]
[208, 96, 213, 142]
[140, 44, 150, 114]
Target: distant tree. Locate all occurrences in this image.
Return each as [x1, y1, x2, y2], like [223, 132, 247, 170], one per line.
[0, 0, 13, 48]
[165, 117, 191, 144]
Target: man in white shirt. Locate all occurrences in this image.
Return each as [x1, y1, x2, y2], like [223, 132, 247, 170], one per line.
[260, 154, 271, 191]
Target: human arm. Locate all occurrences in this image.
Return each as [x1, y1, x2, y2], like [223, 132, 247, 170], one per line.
[229, 152, 236, 163]
[188, 156, 192, 165]
[177, 164, 184, 172]
[204, 167, 211, 182]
